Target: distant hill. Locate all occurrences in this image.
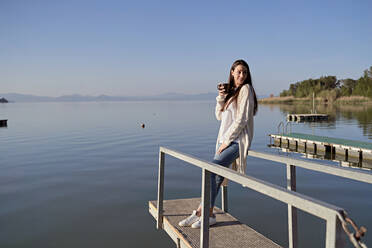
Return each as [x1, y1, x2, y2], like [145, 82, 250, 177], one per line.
[0, 97, 8, 103]
[1, 92, 268, 103]
[0, 93, 218, 102]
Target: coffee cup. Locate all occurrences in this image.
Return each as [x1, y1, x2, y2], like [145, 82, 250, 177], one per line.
[217, 83, 229, 93]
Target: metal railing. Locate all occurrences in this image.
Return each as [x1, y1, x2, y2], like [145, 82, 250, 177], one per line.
[277, 121, 284, 134]
[285, 122, 292, 134]
[156, 147, 371, 248]
[248, 150, 371, 248]
[248, 150, 372, 185]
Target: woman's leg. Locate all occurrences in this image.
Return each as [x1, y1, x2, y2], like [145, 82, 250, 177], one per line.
[197, 142, 239, 215]
[210, 142, 239, 208]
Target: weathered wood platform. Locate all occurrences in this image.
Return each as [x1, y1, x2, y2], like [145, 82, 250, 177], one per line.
[269, 143, 372, 170]
[270, 132, 372, 162]
[149, 198, 282, 248]
[287, 114, 328, 122]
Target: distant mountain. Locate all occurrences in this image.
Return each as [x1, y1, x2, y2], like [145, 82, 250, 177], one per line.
[1, 92, 268, 103]
[0, 92, 218, 103]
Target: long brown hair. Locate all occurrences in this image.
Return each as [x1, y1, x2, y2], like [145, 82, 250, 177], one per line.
[221, 59, 258, 116]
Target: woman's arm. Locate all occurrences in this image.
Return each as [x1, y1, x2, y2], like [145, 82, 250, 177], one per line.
[215, 95, 225, 121]
[223, 85, 252, 147]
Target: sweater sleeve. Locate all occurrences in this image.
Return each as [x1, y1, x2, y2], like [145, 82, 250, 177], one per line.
[215, 95, 225, 121]
[223, 85, 250, 146]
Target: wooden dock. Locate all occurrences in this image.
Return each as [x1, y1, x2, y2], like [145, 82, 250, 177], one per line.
[269, 143, 372, 170]
[149, 198, 282, 248]
[0, 119, 7, 127]
[269, 132, 372, 163]
[287, 114, 328, 122]
[152, 147, 371, 248]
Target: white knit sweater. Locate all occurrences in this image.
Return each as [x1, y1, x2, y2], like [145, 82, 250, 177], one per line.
[215, 84, 255, 174]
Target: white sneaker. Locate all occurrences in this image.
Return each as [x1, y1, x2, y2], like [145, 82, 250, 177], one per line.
[178, 210, 199, 227]
[191, 216, 217, 229]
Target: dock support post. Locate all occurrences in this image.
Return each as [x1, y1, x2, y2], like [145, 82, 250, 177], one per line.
[332, 147, 336, 160]
[359, 151, 363, 166]
[325, 214, 345, 248]
[221, 185, 228, 212]
[287, 164, 298, 248]
[201, 169, 211, 248]
[345, 149, 348, 161]
[157, 151, 165, 230]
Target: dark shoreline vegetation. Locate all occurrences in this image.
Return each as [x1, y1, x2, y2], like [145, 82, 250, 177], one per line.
[0, 97, 8, 103]
[260, 66, 372, 104]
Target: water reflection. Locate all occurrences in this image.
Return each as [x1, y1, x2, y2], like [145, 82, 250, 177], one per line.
[338, 105, 372, 138]
[265, 103, 372, 138]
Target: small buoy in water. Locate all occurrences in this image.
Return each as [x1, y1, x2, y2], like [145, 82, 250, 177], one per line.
[141, 123, 145, 128]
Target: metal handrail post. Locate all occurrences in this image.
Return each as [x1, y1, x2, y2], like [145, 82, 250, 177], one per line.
[277, 121, 284, 134]
[287, 164, 298, 248]
[221, 185, 228, 212]
[157, 151, 165, 229]
[325, 214, 346, 248]
[285, 122, 292, 134]
[201, 169, 211, 248]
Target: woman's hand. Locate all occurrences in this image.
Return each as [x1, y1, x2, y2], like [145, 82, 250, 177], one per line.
[217, 143, 228, 154]
[218, 89, 227, 97]
[218, 85, 227, 98]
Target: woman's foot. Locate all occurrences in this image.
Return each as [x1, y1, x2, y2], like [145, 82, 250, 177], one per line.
[191, 215, 217, 229]
[178, 210, 200, 227]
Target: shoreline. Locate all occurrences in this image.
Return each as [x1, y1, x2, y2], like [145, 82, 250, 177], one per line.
[258, 96, 372, 105]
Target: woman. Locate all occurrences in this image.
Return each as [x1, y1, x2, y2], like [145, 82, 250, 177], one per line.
[178, 59, 258, 228]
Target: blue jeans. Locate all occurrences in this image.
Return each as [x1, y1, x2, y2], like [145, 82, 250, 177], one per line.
[210, 142, 239, 208]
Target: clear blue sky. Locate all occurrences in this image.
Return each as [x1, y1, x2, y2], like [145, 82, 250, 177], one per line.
[1, 0, 371, 97]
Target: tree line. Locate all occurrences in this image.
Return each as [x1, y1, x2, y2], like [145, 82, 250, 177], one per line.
[280, 66, 372, 99]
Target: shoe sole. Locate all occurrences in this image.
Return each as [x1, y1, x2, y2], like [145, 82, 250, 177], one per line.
[178, 219, 199, 227]
[191, 221, 217, 229]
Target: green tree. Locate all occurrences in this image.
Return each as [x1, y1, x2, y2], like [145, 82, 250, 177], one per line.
[339, 78, 357, 96]
[279, 66, 372, 99]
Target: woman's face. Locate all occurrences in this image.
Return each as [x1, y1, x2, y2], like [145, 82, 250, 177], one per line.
[231, 65, 248, 87]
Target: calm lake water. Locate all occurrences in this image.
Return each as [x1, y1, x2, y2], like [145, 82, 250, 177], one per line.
[0, 101, 371, 247]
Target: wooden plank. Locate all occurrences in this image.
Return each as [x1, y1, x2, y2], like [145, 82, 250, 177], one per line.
[149, 202, 191, 248]
[286, 114, 328, 122]
[149, 198, 282, 248]
[274, 133, 372, 150]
